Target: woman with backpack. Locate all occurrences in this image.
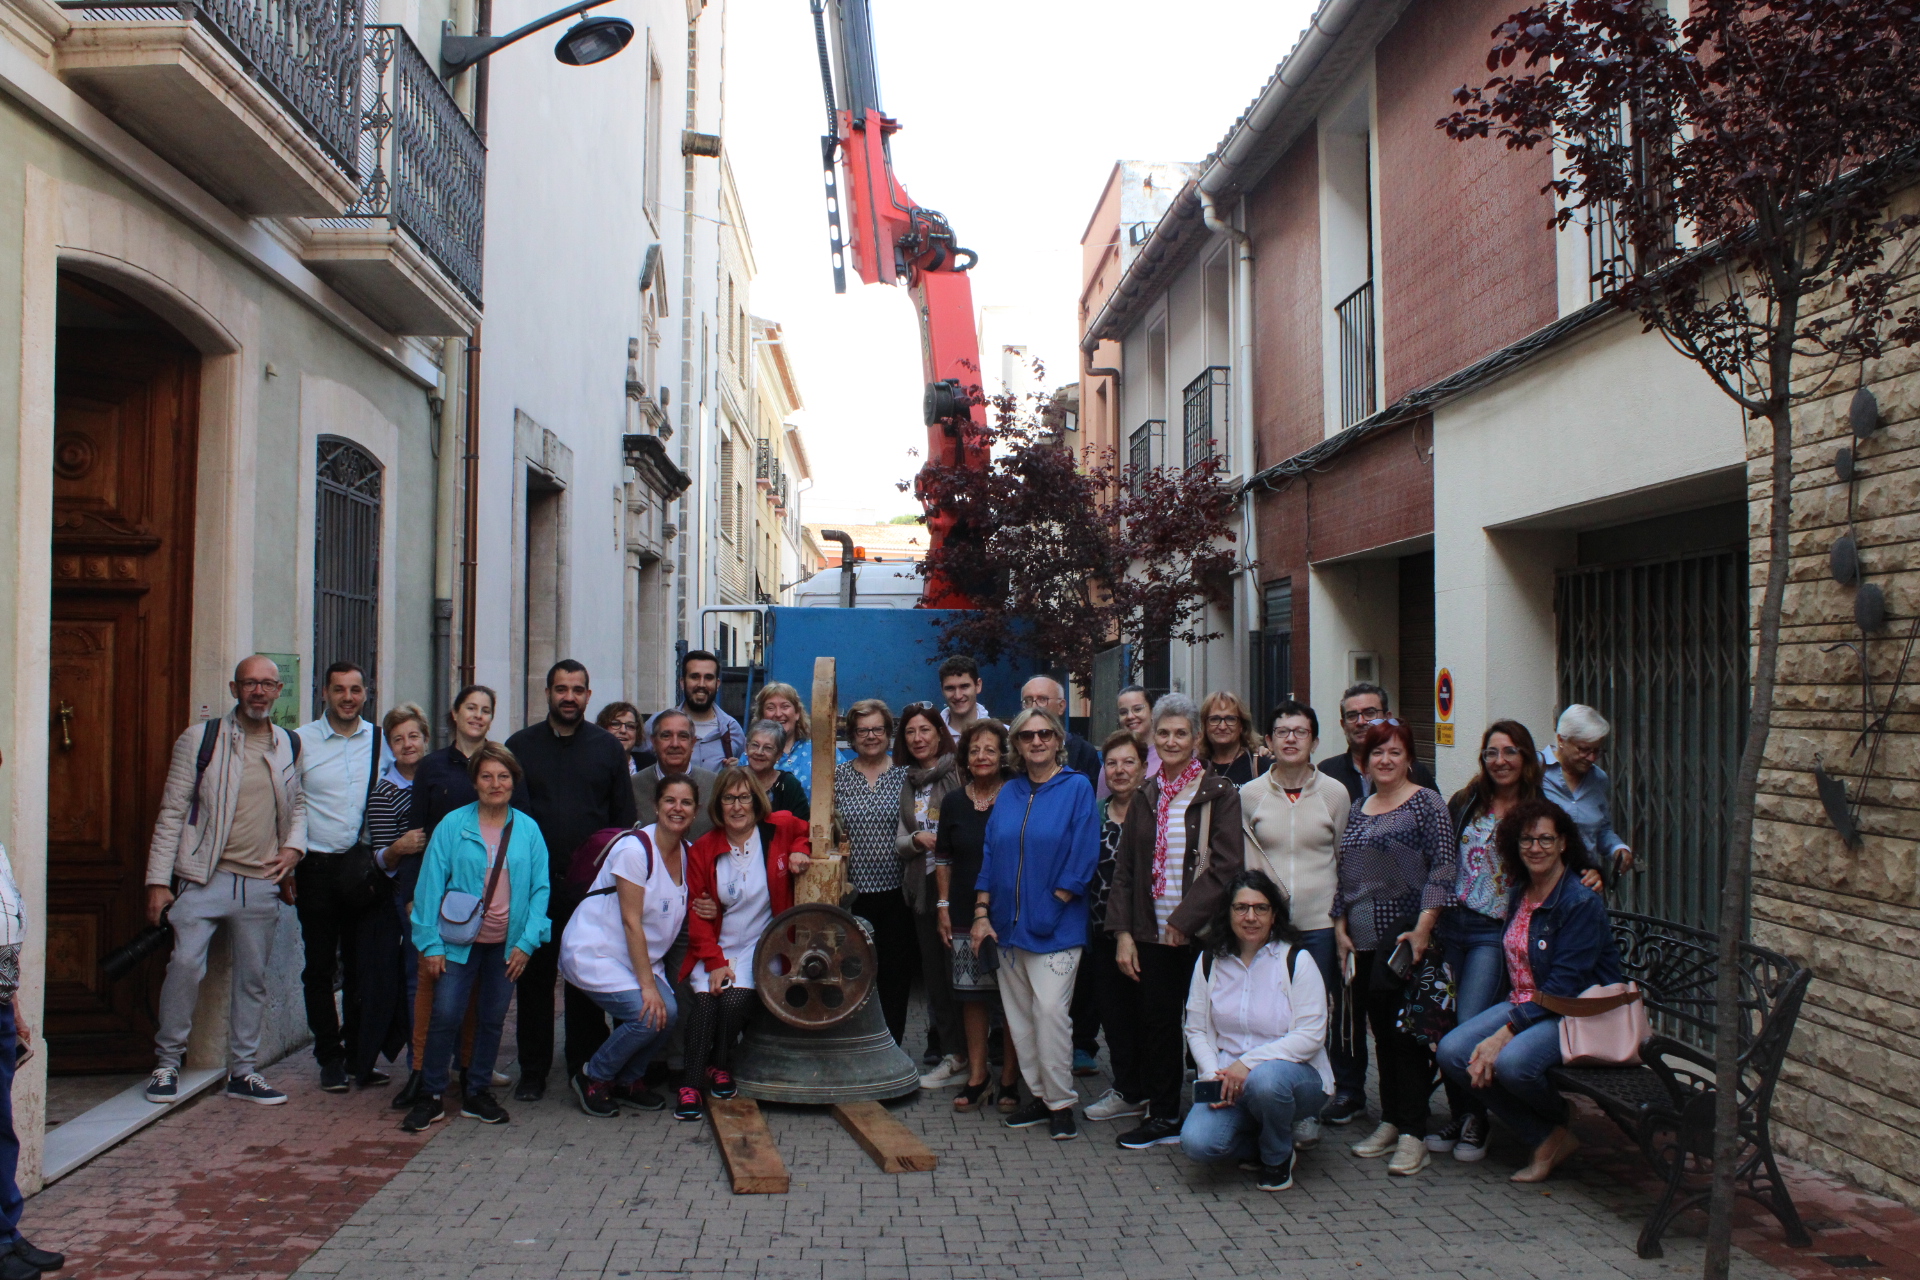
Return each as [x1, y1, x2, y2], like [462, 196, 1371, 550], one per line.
[674, 767, 811, 1120]
[1179, 869, 1332, 1192]
[401, 743, 551, 1133]
[559, 772, 695, 1118]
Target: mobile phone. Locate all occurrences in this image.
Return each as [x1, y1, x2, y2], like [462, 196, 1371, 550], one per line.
[1386, 938, 1416, 980]
[1193, 1079, 1223, 1105]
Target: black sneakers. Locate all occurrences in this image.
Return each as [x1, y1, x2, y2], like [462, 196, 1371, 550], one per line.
[226, 1074, 287, 1105]
[461, 1089, 509, 1124]
[614, 1083, 668, 1111]
[1116, 1116, 1182, 1149]
[319, 1061, 350, 1093]
[143, 1067, 178, 1104]
[1003, 1097, 1051, 1128]
[572, 1074, 619, 1118]
[1322, 1093, 1366, 1126]
[1256, 1152, 1296, 1191]
[401, 1095, 443, 1132]
[10, 1237, 65, 1272]
[1426, 1115, 1465, 1153]
[1454, 1112, 1490, 1162]
[1048, 1107, 1079, 1141]
[513, 1074, 547, 1102]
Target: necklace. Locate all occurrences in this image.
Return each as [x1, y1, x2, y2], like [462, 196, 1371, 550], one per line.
[966, 779, 1000, 809]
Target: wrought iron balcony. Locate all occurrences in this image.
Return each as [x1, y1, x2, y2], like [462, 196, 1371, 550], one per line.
[1127, 419, 1164, 497]
[304, 24, 484, 330]
[1182, 366, 1228, 470]
[1335, 279, 1377, 427]
[756, 440, 774, 486]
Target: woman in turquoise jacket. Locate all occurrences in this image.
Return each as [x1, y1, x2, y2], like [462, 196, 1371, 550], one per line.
[970, 708, 1100, 1139]
[402, 742, 550, 1131]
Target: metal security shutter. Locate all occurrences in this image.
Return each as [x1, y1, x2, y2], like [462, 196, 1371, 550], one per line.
[1398, 551, 1435, 770]
[1556, 549, 1747, 931]
[313, 436, 382, 714]
[1259, 578, 1293, 718]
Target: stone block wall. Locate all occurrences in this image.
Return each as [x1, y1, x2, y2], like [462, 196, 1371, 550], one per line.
[1751, 189, 1920, 1203]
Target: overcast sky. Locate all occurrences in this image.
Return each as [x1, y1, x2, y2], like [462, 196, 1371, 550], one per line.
[724, 0, 1322, 523]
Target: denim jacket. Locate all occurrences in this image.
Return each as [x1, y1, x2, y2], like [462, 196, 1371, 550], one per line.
[1504, 871, 1624, 1033]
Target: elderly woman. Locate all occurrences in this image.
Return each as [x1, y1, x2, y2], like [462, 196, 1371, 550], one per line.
[1106, 693, 1244, 1151]
[971, 707, 1099, 1141]
[894, 703, 966, 1087]
[1083, 729, 1152, 1125]
[403, 743, 551, 1132]
[1542, 705, 1633, 883]
[1438, 798, 1624, 1183]
[1199, 691, 1259, 785]
[743, 719, 809, 819]
[1333, 717, 1455, 1176]
[675, 768, 811, 1120]
[754, 682, 852, 799]
[354, 704, 431, 1090]
[936, 720, 1022, 1112]
[1180, 869, 1332, 1191]
[836, 700, 915, 1045]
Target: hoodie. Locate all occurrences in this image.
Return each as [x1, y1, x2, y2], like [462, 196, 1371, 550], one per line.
[976, 767, 1100, 953]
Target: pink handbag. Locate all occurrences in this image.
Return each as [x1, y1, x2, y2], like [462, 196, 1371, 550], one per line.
[1537, 982, 1650, 1065]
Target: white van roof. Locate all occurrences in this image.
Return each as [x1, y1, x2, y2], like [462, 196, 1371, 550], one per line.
[792, 561, 923, 609]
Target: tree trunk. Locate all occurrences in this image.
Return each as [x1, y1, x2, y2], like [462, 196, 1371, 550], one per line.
[1704, 385, 1796, 1280]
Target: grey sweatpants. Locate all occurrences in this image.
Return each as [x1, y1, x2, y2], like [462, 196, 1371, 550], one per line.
[154, 871, 279, 1076]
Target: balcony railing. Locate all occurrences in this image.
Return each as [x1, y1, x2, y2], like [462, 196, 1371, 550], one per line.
[65, 0, 364, 174]
[327, 25, 485, 303]
[1335, 280, 1377, 427]
[1127, 419, 1164, 496]
[756, 440, 774, 484]
[1182, 366, 1228, 470]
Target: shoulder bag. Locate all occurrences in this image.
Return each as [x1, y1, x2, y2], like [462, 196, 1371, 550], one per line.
[337, 732, 391, 914]
[1535, 982, 1650, 1065]
[438, 816, 515, 947]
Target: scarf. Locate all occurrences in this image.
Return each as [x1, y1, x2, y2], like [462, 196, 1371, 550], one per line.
[1151, 756, 1207, 899]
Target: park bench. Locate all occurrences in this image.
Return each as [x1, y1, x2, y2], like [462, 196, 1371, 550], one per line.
[1546, 910, 1813, 1260]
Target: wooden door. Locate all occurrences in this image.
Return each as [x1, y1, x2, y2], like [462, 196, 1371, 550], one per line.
[47, 275, 200, 1073]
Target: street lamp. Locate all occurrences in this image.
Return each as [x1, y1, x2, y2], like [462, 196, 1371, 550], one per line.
[441, 0, 635, 75]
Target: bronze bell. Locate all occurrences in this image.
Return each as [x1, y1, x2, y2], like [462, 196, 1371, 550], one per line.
[732, 903, 919, 1104]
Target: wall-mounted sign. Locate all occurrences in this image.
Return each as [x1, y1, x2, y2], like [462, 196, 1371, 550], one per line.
[1434, 668, 1455, 747]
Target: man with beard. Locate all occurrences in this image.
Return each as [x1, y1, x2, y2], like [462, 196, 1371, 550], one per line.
[647, 651, 743, 773]
[504, 660, 637, 1101]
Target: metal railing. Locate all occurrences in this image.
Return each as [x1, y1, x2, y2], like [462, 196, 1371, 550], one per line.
[756, 440, 774, 482]
[1127, 419, 1164, 496]
[1335, 279, 1376, 427]
[1182, 366, 1228, 470]
[63, 0, 364, 175]
[328, 25, 484, 303]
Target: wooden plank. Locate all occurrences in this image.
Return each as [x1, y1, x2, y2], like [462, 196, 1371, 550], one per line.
[708, 1098, 789, 1194]
[831, 1101, 938, 1174]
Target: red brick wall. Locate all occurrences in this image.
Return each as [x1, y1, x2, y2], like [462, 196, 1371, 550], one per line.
[1375, 0, 1558, 401]
[1248, 134, 1324, 470]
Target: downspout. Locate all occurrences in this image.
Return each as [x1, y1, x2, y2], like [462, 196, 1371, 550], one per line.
[1199, 187, 1259, 699]
[433, 336, 460, 745]
[457, 0, 490, 688]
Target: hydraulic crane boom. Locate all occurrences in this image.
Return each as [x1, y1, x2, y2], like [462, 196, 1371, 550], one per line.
[810, 0, 987, 607]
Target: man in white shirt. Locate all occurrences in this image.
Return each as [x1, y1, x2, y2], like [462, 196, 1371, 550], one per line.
[938, 654, 989, 736]
[295, 661, 391, 1095]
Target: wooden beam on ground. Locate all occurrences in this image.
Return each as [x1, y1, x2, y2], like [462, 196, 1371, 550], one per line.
[709, 1098, 789, 1194]
[831, 1101, 937, 1174]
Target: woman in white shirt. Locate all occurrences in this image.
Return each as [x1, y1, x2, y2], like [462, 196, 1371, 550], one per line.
[559, 773, 694, 1118]
[1180, 869, 1333, 1192]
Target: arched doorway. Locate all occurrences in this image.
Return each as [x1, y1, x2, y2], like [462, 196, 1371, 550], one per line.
[47, 272, 201, 1072]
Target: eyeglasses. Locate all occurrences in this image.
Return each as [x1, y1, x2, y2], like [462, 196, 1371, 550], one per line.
[1230, 902, 1274, 916]
[1557, 738, 1602, 760]
[1480, 747, 1524, 763]
[1205, 715, 1241, 728]
[720, 793, 756, 807]
[1341, 707, 1385, 723]
[852, 726, 888, 739]
[1270, 727, 1311, 741]
[237, 679, 282, 692]
[1020, 696, 1055, 708]
[1518, 834, 1564, 849]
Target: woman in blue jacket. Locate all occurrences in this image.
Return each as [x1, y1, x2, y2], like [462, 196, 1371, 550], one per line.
[1437, 798, 1623, 1183]
[402, 742, 552, 1132]
[970, 707, 1099, 1142]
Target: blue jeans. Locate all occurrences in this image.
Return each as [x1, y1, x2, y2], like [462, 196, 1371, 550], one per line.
[1296, 928, 1365, 1101]
[1436, 1002, 1567, 1148]
[0, 1004, 21, 1243]
[422, 942, 512, 1098]
[1179, 1059, 1326, 1168]
[584, 985, 681, 1086]
[1438, 908, 1510, 1119]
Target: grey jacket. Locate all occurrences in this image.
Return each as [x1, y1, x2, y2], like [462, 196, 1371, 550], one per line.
[146, 711, 307, 888]
[895, 754, 961, 914]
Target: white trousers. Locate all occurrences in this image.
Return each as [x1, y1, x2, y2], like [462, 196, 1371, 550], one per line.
[1000, 945, 1082, 1111]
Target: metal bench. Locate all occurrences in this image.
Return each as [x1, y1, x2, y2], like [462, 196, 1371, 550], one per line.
[1545, 910, 1813, 1259]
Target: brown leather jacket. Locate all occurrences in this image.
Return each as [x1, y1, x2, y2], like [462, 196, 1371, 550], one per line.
[1107, 769, 1244, 942]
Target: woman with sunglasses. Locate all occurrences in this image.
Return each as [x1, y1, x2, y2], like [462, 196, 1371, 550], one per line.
[894, 703, 966, 1087]
[835, 700, 915, 1044]
[1331, 717, 1454, 1176]
[971, 708, 1100, 1141]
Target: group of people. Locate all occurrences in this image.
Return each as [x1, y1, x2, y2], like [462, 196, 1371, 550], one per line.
[136, 648, 1639, 1196]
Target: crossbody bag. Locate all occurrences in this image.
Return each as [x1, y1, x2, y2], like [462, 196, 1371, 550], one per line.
[437, 816, 515, 947]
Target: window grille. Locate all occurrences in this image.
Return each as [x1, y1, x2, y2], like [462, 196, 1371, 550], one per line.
[313, 436, 382, 714]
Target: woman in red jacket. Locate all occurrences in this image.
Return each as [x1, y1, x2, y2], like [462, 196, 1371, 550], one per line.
[676, 766, 811, 1119]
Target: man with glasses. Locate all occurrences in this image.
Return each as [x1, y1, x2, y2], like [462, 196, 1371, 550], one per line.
[1020, 676, 1101, 786]
[143, 655, 307, 1107]
[634, 709, 715, 840]
[1316, 682, 1438, 803]
[1541, 705, 1634, 884]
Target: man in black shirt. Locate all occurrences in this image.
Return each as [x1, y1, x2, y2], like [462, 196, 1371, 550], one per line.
[504, 660, 637, 1101]
[1317, 682, 1440, 803]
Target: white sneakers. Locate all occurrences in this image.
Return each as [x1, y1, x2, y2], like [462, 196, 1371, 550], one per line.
[918, 1054, 968, 1089]
[1349, 1121, 1400, 1158]
[1292, 1116, 1322, 1150]
[1388, 1134, 1431, 1176]
[1084, 1088, 1148, 1122]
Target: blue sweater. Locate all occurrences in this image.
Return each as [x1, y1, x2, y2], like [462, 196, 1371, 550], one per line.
[978, 768, 1100, 953]
[1505, 872, 1624, 1032]
[411, 802, 553, 964]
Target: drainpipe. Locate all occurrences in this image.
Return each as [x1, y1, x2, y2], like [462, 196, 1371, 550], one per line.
[433, 336, 460, 745]
[1199, 187, 1259, 698]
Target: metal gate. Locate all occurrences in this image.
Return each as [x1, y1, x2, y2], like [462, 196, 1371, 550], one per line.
[314, 436, 382, 714]
[1556, 549, 1746, 931]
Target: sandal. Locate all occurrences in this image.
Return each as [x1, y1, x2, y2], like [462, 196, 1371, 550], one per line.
[953, 1079, 992, 1112]
[997, 1082, 1021, 1114]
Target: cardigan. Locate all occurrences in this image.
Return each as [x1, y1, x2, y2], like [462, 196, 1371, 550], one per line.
[410, 802, 553, 964]
[1107, 769, 1245, 943]
[895, 754, 961, 913]
[1239, 768, 1350, 932]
